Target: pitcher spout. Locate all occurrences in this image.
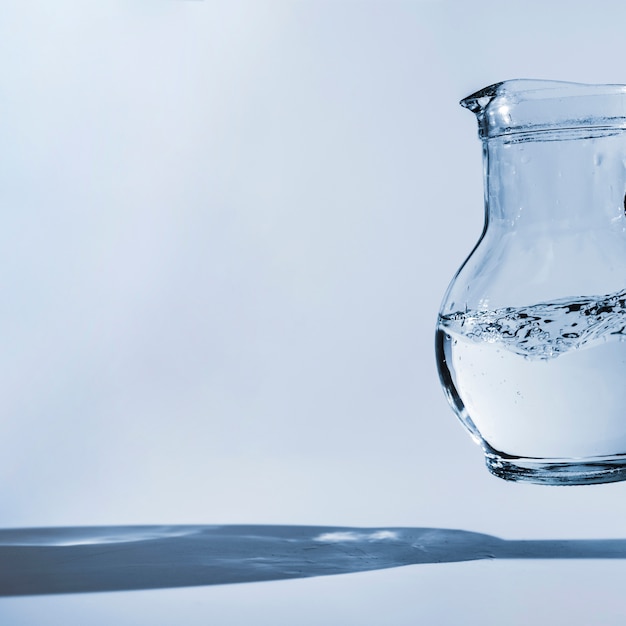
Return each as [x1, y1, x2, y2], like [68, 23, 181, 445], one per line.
[460, 79, 626, 140]
[460, 82, 504, 115]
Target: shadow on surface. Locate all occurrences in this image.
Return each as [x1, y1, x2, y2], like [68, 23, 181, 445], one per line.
[1, 524, 626, 596]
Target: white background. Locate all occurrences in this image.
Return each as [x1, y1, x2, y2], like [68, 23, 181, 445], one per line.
[2, 1, 626, 624]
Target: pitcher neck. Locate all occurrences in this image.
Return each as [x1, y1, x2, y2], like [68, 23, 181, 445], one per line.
[483, 133, 626, 229]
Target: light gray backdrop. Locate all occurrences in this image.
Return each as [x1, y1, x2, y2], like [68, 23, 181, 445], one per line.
[2, 1, 626, 624]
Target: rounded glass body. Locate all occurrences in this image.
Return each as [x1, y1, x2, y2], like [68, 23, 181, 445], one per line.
[436, 80, 626, 484]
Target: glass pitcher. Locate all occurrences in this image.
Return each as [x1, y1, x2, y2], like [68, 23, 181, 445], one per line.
[436, 80, 626, 485]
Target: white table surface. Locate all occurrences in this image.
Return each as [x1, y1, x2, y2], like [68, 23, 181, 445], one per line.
[3, 559, 626, 625]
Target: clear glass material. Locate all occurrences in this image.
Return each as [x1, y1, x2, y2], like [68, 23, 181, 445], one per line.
[436, 80, 626, 485]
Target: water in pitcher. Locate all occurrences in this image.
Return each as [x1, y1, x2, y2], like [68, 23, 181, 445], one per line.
[436, 289, 626, 459]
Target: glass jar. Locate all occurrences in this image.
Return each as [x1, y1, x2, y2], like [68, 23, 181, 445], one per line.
[436, 80, 626, 485]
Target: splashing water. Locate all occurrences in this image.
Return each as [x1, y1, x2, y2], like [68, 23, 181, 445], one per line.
[436, 288, 626, 458]
[439, 289, 626, 360]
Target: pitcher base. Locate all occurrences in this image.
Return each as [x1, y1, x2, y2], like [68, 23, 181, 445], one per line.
[485, 452, 626, 485]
